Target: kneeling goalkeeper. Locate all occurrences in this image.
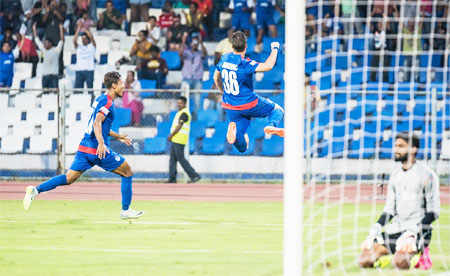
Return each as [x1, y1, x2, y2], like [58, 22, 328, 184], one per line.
[358, 132, 440, 270]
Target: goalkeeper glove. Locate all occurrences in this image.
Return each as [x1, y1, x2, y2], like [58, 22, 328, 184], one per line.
[361, 223, 383, 250]
[395, 231, 417, 253]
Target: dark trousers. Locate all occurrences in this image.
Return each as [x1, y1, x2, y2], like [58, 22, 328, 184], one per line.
[169, 142, 199, 182]
[42, 74, 59, 89]
[74, 70, 94, 89]
[370, 52, 390, 82]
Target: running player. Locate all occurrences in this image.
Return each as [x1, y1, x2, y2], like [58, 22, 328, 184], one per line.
[213, 31, 284, 152]
[23, 72, 144, 220]
[358, 132, 440, 270]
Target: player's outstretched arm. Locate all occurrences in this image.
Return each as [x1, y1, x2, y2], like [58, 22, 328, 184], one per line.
[93, 112, 109, 159]
[255, 42, 280, 72]
[109, 130, 132, 146]
[213, 70, 224, 94]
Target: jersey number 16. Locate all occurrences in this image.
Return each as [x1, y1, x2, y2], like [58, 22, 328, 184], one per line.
[221, 69, 240, 95]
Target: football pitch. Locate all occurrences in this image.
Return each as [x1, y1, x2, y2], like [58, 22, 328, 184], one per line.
[1, 199, 449, 275]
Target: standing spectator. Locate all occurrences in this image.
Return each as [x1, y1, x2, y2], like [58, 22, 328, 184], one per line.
[255, 0, 283, 52]
[73, 25, 96, 90]
[226, 0, 254, 37]
[2, 5, 22, 33]
[179, 33, 207, 114]
[191, 0, 213, 40]
[42, 0, 64, 46]
[0, 41, 19, 88]
[130, 0, 151, 23]
[158, 1, 174, 35]
[30, 0, 46, 38]
[116, 71, 144, 126]
[136, 45, 168, 89]
[146, 16, 161, 45]
[182, 2, 202, 37]
[167, 96, 201, 183]
[166, 14, 188, 51]
[341, 0, 362, 35]
[402, 19, 422, 82]
[129, 30, 152, 65]
[1, 27, 18, 49]
[76, 10, 94, 33]
[214, 28, 233, 65]
[15, 29, 39, 77]
[434, 22, 446, 51]
[97, 0, 126, 39]
[369, 21, 389, 82]
[33, 22, 64, 89]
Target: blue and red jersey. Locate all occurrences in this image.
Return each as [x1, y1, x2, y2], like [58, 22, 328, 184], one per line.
[216, 52, 259, 110]
[79, 94, 115, 154]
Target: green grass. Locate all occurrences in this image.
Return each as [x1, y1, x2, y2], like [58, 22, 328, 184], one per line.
[0, 200, 448, 275]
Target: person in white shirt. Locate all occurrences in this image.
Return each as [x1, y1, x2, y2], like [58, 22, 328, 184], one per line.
[358, 132, 440, 270]
[32, 21, 64, 90]
[146, 16, 161, 45]
[73, 24, 96, 90]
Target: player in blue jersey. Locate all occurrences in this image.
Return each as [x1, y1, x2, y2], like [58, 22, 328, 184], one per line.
[23, 72, 144, 220]
[213, 31, 284, 153]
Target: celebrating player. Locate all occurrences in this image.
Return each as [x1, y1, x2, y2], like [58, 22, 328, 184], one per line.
[23, 72, 144, 220]
[358, 132, 440, 270]
[213, 31, 284, 153]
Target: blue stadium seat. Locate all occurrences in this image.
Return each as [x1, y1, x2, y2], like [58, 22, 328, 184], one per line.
[189, 136, 197, 154]
[200, 137, 225, 155]
[113, 108, 132, 130]
[262, 68, 284, 83]
[379, 139, 393, 159]
[350, 106, 362, 121]
[197, 110, 219, 127]
[230, 137, 255, 155]
[213, 121, 228, 138]
[143, 137, 167, 154]
[254, 81, 275, 90]
[419, 54, 442, 67]
[246, 37, 257, 54]
[318, 76, 332, 90]
[156, 121, 172, 137]
[348, 137, 376, 159]
[332, 125, 347, 138]
[335, 54, 349, 69]
[320, 38, 340, 53]
[140, 79, 157, 98]
[110, 139, 135, 154]
[261, 136, 284, 156]
[190, 121, 206, 139]
[318, 110, 330, 126]
[160, 51, 181, 70]
[202, 79, 214, 89]
[248, 121, 266, 140]
[351, 38, 367, 51]
[332, 141, 345, 158]
[305, 61, 316, 75]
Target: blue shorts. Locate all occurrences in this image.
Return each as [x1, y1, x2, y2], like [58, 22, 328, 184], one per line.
[232, 13, 251, 31]
[225, 95, 275, 138]
[0, 74, 13, 87]
[70, 149, 125, 172]
[256, 11, 275, 30]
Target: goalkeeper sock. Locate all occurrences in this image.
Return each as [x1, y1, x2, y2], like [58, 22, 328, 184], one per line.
[121, 176, 132, 211]
[373, 255, 391, 268]
[36, 175, 67, 193]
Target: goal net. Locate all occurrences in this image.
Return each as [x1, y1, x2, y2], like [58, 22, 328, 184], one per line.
[300, 0, 450, 274]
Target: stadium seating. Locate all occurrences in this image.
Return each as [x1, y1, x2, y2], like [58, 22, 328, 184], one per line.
[190, 121, 206, 139]
[160, 51, 181, 70]
[261, 136, 284, 156]
[200, 137, 226, 155]
[140, 79, 157, 98]
[156, 121, 172, 137]
[143, 137, 167, 154]
[197, 110, 219, 128]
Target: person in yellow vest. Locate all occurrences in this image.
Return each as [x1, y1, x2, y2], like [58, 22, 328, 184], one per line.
[167, 96, 201, 183]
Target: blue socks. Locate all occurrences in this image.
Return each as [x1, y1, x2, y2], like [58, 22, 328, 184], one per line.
[268, 107, 284, 127]
[121, 176, 132, 211]
[36, 175, 67, 193]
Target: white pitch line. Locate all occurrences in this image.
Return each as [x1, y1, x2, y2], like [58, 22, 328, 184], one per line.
[0, 246, 282, 255]
[0, 219, 340, 228]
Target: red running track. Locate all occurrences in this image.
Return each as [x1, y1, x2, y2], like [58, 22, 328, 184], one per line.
[0, 182, 449, 204]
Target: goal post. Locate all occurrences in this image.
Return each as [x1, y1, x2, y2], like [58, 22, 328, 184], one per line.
[283, 0, 305, 275]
